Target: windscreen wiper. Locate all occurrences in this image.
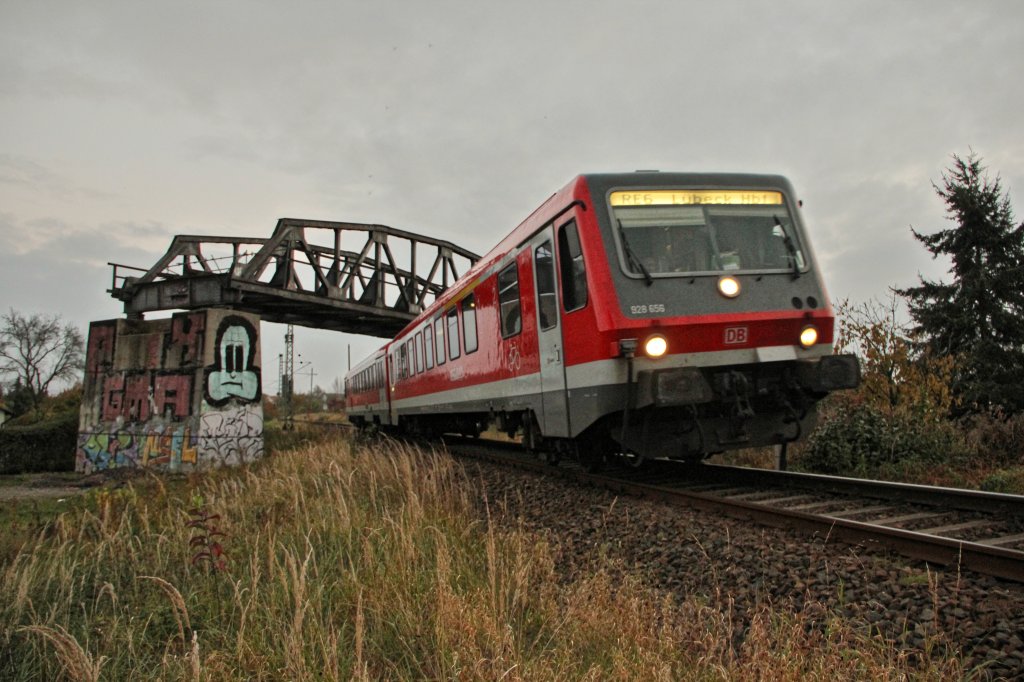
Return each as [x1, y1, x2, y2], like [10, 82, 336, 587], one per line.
[774, 215, 801, 280]
[617, 219, 653, 286]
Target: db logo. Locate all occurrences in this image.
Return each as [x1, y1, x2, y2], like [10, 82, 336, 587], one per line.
[724, 326, 748, 345]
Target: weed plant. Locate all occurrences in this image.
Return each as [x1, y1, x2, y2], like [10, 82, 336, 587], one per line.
[1, 436, 966, 680]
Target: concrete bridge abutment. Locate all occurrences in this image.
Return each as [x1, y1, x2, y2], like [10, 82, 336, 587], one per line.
[77, 309, 264, 473]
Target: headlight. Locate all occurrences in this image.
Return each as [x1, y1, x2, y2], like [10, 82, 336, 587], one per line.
[644, 335, 668, 358]
[717, 276, 740, 298]
[799, 325, 819, 348]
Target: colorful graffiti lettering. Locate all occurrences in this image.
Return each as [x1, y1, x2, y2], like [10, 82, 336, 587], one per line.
[170, 312, 205, 366]
[85, 322, 117, 375]
[78, 422, 200, 473]
[142, 424, 198, 468]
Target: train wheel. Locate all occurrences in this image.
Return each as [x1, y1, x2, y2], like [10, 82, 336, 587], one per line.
[615, 449, 646, 469]
[581, 451, 605, 473]
[576, 426, 616, 473]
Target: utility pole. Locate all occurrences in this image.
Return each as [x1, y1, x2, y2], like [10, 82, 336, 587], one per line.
[283, 325, 295, 430]
[297, 361, 316, 394]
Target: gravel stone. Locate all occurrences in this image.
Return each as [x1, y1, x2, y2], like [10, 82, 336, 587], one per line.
[467, 458, 1024, 677]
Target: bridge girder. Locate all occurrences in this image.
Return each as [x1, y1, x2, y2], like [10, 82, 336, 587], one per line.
[109, 218, 480, 338]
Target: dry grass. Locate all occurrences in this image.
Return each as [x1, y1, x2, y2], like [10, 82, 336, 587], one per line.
[0, 433, 967, 680]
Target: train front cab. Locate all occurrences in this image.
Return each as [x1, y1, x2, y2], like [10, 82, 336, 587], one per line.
[536, 174, 860, 465]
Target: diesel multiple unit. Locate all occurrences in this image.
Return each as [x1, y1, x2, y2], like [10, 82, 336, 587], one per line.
[345, 172, 859, 468]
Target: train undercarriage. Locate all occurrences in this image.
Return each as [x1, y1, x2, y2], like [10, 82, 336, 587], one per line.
[354, 354, 859, 471]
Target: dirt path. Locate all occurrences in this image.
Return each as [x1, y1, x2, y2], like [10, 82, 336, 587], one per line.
[0, 484, 83, 501]
[0, 471, 137, 502]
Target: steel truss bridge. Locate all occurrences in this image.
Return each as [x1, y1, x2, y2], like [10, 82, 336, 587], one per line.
[108, 218, 480, 338]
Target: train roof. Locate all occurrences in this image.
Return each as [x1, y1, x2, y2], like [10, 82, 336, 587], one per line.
[582, 171, 795, 193]
[388, 171, 799, 341]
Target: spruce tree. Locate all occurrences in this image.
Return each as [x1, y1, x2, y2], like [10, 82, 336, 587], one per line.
[897, 153, 1024, 413]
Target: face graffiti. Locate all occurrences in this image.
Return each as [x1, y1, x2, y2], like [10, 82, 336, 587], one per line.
[205, 317, 261, 406]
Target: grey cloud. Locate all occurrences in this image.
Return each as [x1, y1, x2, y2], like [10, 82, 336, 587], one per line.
[0, 155, 113, 203]
[1, 0, 1022, 383]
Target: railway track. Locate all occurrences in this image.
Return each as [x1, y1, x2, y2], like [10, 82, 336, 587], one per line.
[442, 437, 1024, 583]
[292, 420, 1024, 583]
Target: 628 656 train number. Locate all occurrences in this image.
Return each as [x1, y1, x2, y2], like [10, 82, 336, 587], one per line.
[630, 303, 666, 315]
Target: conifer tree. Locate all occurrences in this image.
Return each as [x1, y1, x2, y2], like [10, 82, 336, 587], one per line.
[897, 153, 1024, 413]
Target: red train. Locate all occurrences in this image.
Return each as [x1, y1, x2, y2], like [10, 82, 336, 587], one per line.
[345, 172, 859, 467]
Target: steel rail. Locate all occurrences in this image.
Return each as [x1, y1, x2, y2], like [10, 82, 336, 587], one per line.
[443, 439, 1024, 583]
[684, 463, 1024, 516]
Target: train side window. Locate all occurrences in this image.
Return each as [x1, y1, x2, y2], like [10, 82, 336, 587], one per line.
[498, 263, 521, 338]
[447, 308, 461, 360]
[434, 317, 446, 365]
[535, 240, 557, 331]
[462, 294, 478, 353]
[405, 340, 414, 377]
[424, 325, 434, 370]
[558, 220, 588, 312]
[415, 332, 424, 374]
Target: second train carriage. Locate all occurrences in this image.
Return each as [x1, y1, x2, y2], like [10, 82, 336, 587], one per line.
[345, 172, 859, 465]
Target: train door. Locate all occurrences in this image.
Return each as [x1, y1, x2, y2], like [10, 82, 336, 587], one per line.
[387, 351, 397, 426]
[376, 359, 387, 423]
[528, 227, 570, 436]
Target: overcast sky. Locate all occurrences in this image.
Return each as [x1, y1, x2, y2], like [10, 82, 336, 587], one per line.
[2, 1, 1022, 393]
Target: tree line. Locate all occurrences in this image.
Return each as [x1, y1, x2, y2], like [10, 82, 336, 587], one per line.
[800, 153, 1024, 483]
[0, 310, 83, 418]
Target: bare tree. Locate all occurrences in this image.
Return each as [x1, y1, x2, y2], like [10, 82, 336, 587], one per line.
[0, 309, 84, 408]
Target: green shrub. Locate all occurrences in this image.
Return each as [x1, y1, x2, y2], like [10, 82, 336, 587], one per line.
[3, 386, 82, 428]
[960, 408, 1024, 468]
[979, 468, 1024, 494]
[0, 411, 77, 474]
[798, 400, 966, 478]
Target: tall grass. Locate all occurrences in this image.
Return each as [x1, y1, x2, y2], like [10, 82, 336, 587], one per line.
[1, 435, 965, 680]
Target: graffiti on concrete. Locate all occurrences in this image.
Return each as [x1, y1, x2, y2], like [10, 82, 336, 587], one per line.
[79, 421, 200, 472]
[77, 309, 264, 473]
[169, 312, 205, 367]
[198, 404, 264, 466]
[85, 321, 117, 375]
[205, 316, 260, 406]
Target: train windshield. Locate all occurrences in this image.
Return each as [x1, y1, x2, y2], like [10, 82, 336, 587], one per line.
[609, 190, 806, 277]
